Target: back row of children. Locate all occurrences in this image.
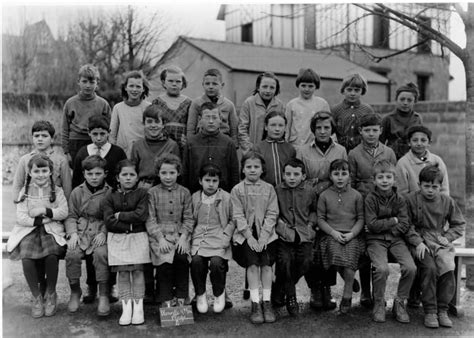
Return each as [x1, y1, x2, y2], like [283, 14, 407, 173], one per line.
[8, 62, 464, 330]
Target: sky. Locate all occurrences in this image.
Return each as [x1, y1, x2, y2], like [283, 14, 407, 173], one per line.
[1, 1, 467, 101]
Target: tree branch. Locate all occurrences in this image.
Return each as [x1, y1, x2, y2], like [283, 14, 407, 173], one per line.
[358, 39, 430, 63]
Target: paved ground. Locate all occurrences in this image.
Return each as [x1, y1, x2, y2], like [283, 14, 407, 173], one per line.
[3, 184, 474, 336]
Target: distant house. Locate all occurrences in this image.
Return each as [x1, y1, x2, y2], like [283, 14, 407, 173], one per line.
[156, 36, 389, 107]
[217, 4, 451, 101]
[2, 20, 77, 95]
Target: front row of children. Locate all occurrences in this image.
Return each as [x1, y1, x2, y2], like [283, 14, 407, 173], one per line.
[8, 147, 465, 329]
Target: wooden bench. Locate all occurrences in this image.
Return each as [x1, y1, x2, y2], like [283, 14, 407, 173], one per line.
[2, 232, 474, 313]
[450, 247, 474, 316]
[2, 232, 10, 259]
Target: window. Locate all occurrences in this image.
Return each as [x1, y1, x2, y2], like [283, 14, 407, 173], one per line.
[241, 23, 253, 43]
[417, 16, 432, 54]
[373, 9, 389, 48]
[371, 67, 391, 102]
[416, 74, 430, 101]
[304, 5, 316, 49]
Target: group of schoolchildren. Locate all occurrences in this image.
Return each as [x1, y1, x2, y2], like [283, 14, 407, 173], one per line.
[7, 63, 466, 331]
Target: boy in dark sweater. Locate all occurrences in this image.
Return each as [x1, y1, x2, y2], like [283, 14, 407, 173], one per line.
[62, 64, 111, 167]
[274, 158, 317, 316]
[182, 102, 239, 194]
[365, 160, 416, 324]
[72, 115, 127, 189]
[130, 104, 180, 189]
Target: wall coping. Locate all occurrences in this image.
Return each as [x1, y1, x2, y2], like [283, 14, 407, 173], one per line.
[371, 100, 466, 114]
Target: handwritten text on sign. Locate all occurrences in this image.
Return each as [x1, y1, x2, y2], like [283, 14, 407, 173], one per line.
[159, 305, 194, 327]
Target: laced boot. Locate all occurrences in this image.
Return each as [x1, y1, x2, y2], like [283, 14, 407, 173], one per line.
[31, 294, 44, 318]
[286, 295, 299, 316]
[250, 302, 264, 324]
[392, 298, 410, 323]
[44, 291, 57, 317]
[372, 298, 386, 323]
[262, 301, 276, 323]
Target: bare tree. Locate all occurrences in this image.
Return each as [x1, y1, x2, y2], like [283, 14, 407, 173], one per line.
[68, 5, 169, 92]
[350, 3, 474, 287]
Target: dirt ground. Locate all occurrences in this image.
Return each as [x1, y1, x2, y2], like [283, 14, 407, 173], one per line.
[3, 258, 474, 337]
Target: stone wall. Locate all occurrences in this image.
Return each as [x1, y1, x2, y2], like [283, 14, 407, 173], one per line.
[373, 101, 466, 209]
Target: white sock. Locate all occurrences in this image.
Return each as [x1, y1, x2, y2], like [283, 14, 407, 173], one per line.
[250, 289, 260, 303]
[262, 289, 271, 302]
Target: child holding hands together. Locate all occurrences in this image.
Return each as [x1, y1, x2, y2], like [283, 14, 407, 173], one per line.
[146, 153, 194, 307]
[190, 163, 235, 314]
[8, 154, 68, 318]
[231, 151, 279, 324]
[316, 159, 365, 314]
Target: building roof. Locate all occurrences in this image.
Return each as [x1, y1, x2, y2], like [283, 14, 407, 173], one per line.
[178, 36, 388, 84]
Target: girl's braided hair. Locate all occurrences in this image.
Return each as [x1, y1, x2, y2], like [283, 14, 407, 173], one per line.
[15, 154, 56, 203]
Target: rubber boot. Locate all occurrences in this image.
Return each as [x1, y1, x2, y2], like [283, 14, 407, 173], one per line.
[131, 299, 144, 325]
[119, 299, 132, 326]
[97, 282, 110, 316]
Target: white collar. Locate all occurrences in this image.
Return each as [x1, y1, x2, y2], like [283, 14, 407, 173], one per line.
[87, 143, 112, 158]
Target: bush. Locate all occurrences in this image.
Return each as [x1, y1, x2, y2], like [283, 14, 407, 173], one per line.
[2, 92, 72, 111]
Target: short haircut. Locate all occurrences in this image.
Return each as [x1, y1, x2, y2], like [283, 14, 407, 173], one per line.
[203, 69, 223, 82]
[395, 82, 419, 102]
[154, 153, 182, 175]
[160, 65, 187, 89]
[373, 159, 396, 176]
[32, 120, 55, 137]
[82, 155, 108, 171]
[264, 110, 287, 125]
[310, 111, 335, 134]
[359, 113, 382, 128]
[240, 151, 266, 180]
[329, 158, 350, 173]
[407, 125, 432, 141]
[115, 159, 138, 177]
[201, 102, 218, 113]
[121, 70, 149, 100]
[199, 163, 222, 179]
[253, 72, 280, 96]
[78, 64, 100, 81]
[419, 164, 443, 184]
[295, 68, 321, 89]
[284, 158, 306, 175]
[88, 115, 110, 131]
[142, 104, 166, 124]
[262, 111, 287, 140]
[340, 73, 368, 95]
